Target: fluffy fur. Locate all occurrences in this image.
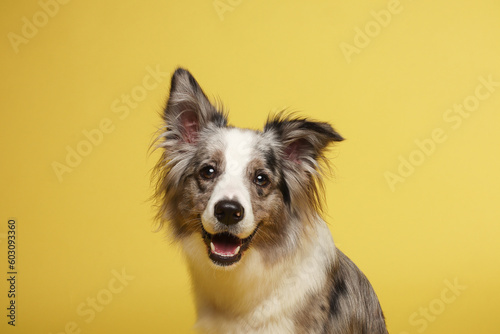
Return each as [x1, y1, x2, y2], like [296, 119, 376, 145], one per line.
[152, 68, 388, 333]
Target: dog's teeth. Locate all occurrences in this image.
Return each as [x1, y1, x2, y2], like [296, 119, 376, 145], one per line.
[210, 242, 215, 253]
[235, 246, 241, 254]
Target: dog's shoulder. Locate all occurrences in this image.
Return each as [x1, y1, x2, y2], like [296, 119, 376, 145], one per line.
[294, 249, 388, 334]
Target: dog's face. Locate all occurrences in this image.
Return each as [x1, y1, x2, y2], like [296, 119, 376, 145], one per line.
[184, 127, 286, 266]
[153, 68, 343, 268]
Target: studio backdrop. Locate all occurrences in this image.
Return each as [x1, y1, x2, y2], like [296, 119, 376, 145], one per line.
[1, 0, 499, 333]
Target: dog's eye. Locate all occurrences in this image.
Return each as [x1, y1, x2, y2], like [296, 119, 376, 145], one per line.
[254, 173, 270, 187]
[200, 166, 217, 180]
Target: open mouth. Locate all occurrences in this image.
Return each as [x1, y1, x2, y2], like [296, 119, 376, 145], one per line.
[201, 225, 259, 267]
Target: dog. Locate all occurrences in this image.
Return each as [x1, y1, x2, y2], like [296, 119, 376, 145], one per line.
[152, 68, 388, 334]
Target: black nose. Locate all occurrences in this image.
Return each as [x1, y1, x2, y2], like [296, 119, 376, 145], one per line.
[214, 200, 244, 225]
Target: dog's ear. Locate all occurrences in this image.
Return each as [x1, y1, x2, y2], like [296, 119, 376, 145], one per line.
[264, 113, 343, 165]
[164, 68, 227, 143]
[153, 69, 226, 232]
[264, 113, 343, 220]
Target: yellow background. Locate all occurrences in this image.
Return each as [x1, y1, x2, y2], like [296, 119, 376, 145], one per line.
[1, 0, 499, 333]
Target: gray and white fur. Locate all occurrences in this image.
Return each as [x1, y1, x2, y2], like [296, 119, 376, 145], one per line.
[152, 68, 388, 334]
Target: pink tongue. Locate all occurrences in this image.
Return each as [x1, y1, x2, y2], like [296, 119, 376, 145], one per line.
[212, 233, 242, 255]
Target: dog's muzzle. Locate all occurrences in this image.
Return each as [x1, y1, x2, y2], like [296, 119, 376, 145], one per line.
[201, 200, 258, 267]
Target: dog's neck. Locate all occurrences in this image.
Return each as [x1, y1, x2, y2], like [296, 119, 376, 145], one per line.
[182, 219, 336, 332]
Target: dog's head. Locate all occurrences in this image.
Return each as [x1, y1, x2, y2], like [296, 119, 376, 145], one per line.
[153, 68, 343, 268]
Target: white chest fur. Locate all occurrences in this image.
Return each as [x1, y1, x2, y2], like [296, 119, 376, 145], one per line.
[181, 221, 336, 334]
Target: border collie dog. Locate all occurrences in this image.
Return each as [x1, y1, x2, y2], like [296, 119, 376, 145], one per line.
[153, 68, 388, 334]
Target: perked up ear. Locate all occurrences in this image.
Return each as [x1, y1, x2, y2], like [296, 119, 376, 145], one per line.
[264, 113, 344, 165]
[164, 68, 227, 143]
